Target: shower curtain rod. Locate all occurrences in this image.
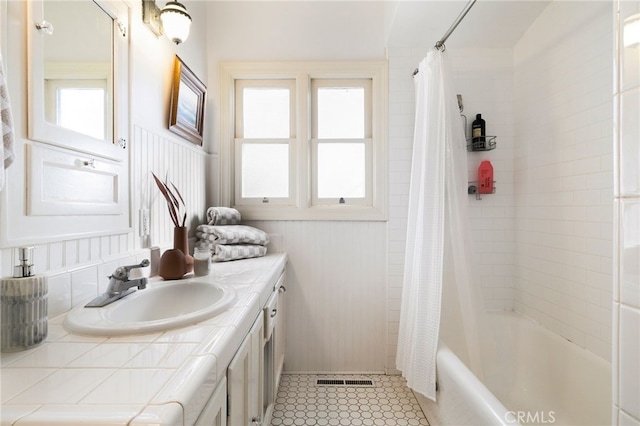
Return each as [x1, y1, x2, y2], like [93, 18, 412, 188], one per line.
[413, 0, 478, 76]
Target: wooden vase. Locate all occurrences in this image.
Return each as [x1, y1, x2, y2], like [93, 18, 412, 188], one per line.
[173, 226, 194, 273]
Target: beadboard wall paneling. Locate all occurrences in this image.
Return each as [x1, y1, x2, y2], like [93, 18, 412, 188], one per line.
[247, 220, 387, 374]
[132, 125, 207, 250]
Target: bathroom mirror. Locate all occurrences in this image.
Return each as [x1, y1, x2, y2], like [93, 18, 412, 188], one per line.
[28, 0, 129, 161]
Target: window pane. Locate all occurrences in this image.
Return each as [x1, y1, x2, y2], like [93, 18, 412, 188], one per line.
[317, 87, 364, 138]
[242, 144, 289, 198]
[318, 143, 365, 198]
[243, 88, 290, 138]
[58, 88, 105, 140]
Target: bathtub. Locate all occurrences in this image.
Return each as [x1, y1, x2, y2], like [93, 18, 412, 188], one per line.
[415, 311, 611, 426]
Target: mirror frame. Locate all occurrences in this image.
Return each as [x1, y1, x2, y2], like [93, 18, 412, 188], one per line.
[27, 0, 129, 162]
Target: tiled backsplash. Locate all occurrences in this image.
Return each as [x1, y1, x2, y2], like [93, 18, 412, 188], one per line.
[1, 241, 151, 318]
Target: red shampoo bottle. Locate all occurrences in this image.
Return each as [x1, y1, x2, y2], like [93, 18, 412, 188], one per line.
[478, 160, 494, 194]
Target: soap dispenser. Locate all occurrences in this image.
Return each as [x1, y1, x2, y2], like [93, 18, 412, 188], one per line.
[1, 247, 48, 352]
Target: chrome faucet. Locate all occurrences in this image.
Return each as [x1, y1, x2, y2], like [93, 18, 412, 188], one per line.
[85, 259, 150, 308]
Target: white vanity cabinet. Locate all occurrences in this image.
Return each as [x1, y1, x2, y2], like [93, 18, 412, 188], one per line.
[228, 310, 264, 426]
[191, 268, 287, 426]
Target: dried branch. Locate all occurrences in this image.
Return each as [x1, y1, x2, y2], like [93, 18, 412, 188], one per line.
[152, 172, 186, 228]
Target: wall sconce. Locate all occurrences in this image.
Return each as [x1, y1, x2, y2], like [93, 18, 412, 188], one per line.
[624, 14, 640, 48]
[142, 0, 192, 45]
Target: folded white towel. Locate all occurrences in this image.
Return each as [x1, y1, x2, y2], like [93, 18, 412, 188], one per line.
[212, 244, 267, 262]
[0, 53, 15, 191]
[196, 224, 270, 246]
[206, 207, 241, 226]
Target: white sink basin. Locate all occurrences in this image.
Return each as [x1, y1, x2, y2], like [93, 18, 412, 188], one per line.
[64, 280, 237, 336]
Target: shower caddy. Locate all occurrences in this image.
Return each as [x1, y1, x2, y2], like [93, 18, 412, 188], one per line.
[462, 108, 497, 200]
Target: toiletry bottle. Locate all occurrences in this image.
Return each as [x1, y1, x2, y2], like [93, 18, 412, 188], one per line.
[472, 114, 486, 149]
[1, 247, 48, 352]
[478, 160, 494, 194]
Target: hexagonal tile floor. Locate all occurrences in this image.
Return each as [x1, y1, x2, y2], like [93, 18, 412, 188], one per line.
[270, 374, 430, 426]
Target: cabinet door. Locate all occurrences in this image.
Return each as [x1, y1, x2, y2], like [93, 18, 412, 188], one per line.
[228, 330, 250, 426]
[228, 311, 264, 426]
[195, 376, 227, 426]
[249, 311, 264, 425]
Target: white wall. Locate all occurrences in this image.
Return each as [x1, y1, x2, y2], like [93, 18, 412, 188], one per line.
[513, 1, 613, 361]
[206, 1, 389, 373]
[613, 0, 640, 424]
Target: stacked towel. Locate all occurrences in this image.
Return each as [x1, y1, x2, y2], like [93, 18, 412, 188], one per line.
[0, 53, 15, 191]
[196, 208, 269, 262]
[206, 206, 242, 225]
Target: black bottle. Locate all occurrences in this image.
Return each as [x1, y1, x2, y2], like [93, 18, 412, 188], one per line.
[471, 114, 486, 149]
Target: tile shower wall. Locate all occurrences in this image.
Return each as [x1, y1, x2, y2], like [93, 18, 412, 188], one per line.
[614, 0, 640, 424]
[386, 47, 515, 373]
[0, 126, 207, 316]
[513, 1, 614, 361]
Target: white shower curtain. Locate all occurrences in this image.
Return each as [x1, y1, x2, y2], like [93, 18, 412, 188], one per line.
[396, 48, 483, 401]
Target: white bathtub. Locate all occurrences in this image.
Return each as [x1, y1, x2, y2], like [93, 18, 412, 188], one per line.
[415, 312, 611, 426]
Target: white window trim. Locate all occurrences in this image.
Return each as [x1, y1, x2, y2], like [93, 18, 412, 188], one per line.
[219, 61, 388, 221]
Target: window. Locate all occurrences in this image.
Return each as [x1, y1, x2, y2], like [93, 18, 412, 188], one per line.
[234, 80, 296, 206]
[220, 62, 387, 221]
[312, 79, 371, 206]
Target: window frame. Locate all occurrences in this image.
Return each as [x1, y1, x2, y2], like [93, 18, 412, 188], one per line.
[234, 79, 297, 206]
[219, 61, 388, 221]
[311, 78, 372, 207]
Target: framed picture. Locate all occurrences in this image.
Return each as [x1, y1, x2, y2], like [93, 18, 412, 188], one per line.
[169, 56, 206, 145]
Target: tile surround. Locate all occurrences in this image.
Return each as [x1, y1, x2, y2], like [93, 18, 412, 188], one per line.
[615, 0, 640, 424]
[513, 0, 613, 361]
[619, 305, 640, 420]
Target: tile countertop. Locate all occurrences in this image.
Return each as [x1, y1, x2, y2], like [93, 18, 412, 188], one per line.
[0, 253, 288, 426]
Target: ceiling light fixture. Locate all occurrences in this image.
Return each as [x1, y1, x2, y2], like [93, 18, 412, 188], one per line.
[142, 0, 192, 45]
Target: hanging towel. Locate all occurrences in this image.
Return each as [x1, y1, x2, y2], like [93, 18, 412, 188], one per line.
[0, 53, 15, 191]
[206, 207, 242, 225]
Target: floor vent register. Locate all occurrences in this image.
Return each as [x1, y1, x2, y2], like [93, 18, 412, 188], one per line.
[315, 378, 375, 387]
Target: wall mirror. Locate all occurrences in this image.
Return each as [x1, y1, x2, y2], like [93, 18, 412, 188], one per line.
[28, 0, 129, 162]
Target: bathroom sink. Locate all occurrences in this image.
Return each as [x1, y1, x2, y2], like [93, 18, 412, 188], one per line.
[64, 280, 237, 336]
